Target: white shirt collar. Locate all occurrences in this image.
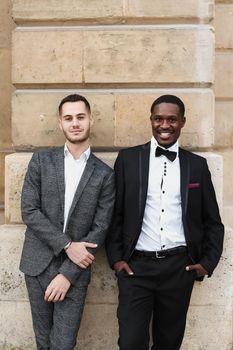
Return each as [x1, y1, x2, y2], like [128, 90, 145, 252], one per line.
[151, 136, 179, 156]
[64, 144, 91, 161]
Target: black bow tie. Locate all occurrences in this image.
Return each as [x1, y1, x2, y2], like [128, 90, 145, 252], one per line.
[155, 147, 177, 162]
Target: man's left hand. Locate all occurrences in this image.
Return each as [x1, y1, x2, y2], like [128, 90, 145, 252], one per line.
[44, 274, 71, 302]
[185, 263, 208, 277]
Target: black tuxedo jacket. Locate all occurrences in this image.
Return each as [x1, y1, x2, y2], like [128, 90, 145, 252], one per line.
[106, 142, 224, 277]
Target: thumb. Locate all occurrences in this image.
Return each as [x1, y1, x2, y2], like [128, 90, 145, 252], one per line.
[185, 264, 197, 271]
[84, 242, 98, 248]
[124, 264, 134, 275]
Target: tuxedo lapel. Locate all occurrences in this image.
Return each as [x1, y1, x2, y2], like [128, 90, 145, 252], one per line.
[179, 148, 190, 215]
[139, 142, 150, 220]
[54, 147, 65, 214]
[66, 153, 95, 225]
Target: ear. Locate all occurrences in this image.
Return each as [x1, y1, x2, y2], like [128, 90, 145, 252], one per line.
[58, 116, 62, 130]
[90, 114, 94, 127]
[181, 116, 186, 128]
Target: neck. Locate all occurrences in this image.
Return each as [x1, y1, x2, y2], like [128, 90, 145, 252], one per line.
[66, 139, 90, 160]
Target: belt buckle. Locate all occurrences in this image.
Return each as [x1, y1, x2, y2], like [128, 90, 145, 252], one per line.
[155, 251, 166, 259]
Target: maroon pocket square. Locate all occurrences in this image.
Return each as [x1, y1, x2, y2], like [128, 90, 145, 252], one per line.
[188, 183, 200, 189]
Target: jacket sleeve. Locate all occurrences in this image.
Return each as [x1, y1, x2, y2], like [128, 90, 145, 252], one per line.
[198, 159, 224, 275]
[105, 151, 126, 268]
[21, 152, 71, 256]
[58, 171, 115, 284]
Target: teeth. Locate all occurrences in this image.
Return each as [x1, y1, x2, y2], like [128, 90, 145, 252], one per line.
[160, 132, 171, 139]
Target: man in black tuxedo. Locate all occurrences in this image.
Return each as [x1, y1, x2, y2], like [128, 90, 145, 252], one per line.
[106, 94, 224, 350]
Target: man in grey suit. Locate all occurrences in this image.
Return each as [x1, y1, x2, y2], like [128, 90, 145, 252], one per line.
[20, 94, 115, 350]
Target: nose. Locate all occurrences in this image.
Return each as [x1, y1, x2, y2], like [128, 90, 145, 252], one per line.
[160, 119, 170, 129]
[72, 118, 80, 128]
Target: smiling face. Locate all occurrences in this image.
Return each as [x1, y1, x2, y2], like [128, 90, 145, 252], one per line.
[150, 102, 186, 148]
[59, 101, 93, 145]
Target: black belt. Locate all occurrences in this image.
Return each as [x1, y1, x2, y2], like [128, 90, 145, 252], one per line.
[133, 246, 187, 259]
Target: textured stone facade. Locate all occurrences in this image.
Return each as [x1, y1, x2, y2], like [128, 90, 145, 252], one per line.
[0, 0, 232, 348]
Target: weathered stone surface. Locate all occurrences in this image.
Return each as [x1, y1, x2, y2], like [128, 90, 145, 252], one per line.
[223, 206, 233, 229]
[0, 225, 26, 301]
[12, 0, 214, 23]
[12, 91, 115, 149]
[0, 224, 232, 349]
[215, 52, 233, 98]
[0, 153, 6, 203]
[0, 48, 12, 151]
[12, 89, 214, 150]
[126, 0, 214, 21]
[12, 27, 214, 85]
[0, 0, 11, 48]
[190, 226, 233, 306]
[218, 149, 233, 206]
[115, 89, 214, 148]
[215, 101, 233, 148]
[12, 30, 83, 84]
[5, 152, 223, 224]
[77, 304, 118, 350]
[0, 301, 35, 349]
[84, 27, 214, 84]
[215, 4, 233, 49]
[12, 0, 123, 23]
[182, 305, 232, 349]
[5, 153, 32, 224]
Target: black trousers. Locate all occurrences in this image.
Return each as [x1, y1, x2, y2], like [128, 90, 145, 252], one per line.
[117, 252, 196, 350]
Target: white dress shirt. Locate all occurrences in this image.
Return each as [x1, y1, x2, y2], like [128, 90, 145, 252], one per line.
[63, 144, 90, 231]
[136, 137, 186, 251]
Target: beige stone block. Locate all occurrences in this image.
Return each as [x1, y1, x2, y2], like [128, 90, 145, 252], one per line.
[0, 223, 117, 303]
[216, 0, 233, 3]
[77, 304, 118, 350]
[115, 89, 214, 148]
[190, 227, 233, 306]
[84, 27, 214, 84]
[12, 91, 115, 149]
[4, 152, 117, 224]
[215, 4, 233, 49]
[215, 52, 233, 98]
[0, 153, 5, 203]
[5, 153, 32, 224]
[198, 152, 223, 210]
[86, 248, 118, 304]
[223, 206, 233, 229]
[13, 27, 214, 85]
[0, 301, 35, 349]
[12, 0, 214, 24]
[215, 101, 233, 147]
[126, 0, 214, 21]
[182, 305, 232, 349]
[5, 151, 223, 225]
[12, 30, 83, 84]
[218, 149, 233, 205]
[12, 0, 123, 23]
[0, 0, 11, 48]
[0, 225, 27, 301]
[0, 48, 13, 150]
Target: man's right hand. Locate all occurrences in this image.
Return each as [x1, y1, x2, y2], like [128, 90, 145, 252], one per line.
[114, 260, 134, 275]
[65, 242, 97, 269]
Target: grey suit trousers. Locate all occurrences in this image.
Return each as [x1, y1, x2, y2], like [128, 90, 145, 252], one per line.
[25, 254, 88, 350]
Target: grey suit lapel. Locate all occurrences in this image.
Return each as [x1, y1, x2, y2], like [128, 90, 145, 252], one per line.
[54, 147, 65, 214]
[66, 153, 96, 225]
[179, 148, 190, 215]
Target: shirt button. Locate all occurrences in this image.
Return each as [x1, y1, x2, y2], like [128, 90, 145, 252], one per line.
[162, 209, 164, 212]
[162, 191, 165, 194]
[160, 228, 163, 231]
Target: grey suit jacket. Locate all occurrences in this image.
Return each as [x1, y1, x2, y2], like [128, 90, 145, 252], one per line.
[20, 147, 115, 285]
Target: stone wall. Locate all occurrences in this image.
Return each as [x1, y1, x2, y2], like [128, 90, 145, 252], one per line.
[0, 0, 233, 349]
[215, 0, 233, 228]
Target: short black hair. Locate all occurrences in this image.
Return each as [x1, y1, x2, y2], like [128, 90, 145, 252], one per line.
[58, 94, 91, 115]
[150, 95, 185, 116]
